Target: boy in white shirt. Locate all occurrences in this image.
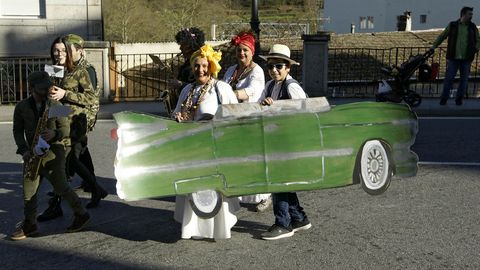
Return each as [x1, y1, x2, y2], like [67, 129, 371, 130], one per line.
[259, 44, 311, 240]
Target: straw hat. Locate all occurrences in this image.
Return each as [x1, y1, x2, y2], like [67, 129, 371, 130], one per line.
[260, 44, 299, 65]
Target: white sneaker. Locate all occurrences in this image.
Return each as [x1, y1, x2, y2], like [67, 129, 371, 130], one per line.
[255, 197, 272, 212]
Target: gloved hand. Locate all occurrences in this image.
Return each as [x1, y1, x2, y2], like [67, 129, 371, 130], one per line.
[34, 136, 50, 156]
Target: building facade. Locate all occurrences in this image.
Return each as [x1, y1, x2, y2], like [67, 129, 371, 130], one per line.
[0, 0, 103, 56]
[324, 0, 480, 34]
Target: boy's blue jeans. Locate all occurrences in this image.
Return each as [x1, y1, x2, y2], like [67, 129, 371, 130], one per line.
[272, 192, 307, 228]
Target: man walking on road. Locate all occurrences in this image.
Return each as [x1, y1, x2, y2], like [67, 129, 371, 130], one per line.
[11, 71, 90, 240]
[431, 6, 480, 106]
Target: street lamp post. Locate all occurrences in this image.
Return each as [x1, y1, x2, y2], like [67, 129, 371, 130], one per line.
[250, 0, 261, 58]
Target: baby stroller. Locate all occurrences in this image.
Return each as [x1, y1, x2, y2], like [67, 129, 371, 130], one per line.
[376, 49, 435, 107]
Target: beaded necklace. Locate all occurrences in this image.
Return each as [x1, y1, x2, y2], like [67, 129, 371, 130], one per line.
[180, 77, 213, 121]
[229, 62, 255, 90]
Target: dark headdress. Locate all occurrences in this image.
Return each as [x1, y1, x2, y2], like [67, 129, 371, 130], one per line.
[175, 27, 205, 51]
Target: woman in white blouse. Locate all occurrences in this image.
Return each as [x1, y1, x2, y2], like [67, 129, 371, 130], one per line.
[173, 44, 240, 240]
[223, 30, 265, 103]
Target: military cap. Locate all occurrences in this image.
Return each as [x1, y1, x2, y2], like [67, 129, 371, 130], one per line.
[65, 34, 85, 47]
[28, 71, 53, 90]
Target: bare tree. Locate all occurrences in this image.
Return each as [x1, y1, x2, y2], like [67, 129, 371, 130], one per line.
[103, 0, 309, 43]
[160, 0, 202, 35]
[104, 0, 146, 43]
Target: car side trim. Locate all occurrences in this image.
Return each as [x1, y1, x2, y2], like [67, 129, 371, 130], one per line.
[118, 148, 354, 176]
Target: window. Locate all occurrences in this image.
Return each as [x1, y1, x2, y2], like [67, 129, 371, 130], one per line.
[420, 14, 427, 24]
[360, 16, 367, 29]
[360, 16, 374, 30]
[0, 0, 45, 18]
[367, 16, 375, 29]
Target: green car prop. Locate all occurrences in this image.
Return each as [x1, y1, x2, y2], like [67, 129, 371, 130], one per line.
[113, 97, 418, 218]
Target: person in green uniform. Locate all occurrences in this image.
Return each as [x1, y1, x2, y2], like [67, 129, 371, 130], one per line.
[11, 71, 90, 240]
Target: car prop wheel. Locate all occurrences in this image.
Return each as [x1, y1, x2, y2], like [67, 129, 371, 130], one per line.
[359, 140, 392, 195]
[189, 190, 223, 219]
[403, 90, 422, 107]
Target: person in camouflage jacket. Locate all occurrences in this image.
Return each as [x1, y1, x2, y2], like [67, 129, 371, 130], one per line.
[49, 34, 107, 213]
[51, 39, 99, 134]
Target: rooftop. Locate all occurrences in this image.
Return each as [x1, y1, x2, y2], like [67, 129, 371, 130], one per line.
[260, 28, 449, 50]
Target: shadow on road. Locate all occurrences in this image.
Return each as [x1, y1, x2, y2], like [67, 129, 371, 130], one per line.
[0, 163, 183, 244]
[232, 219, 270, 240]
[0, 240, 174, 269]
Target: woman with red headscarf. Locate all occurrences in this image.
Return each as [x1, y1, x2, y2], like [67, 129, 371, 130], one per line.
[223, 30, 265, 103]
[223, 30, 271, 212]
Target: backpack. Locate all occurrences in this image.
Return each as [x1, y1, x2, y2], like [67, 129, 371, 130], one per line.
[85, 64, 100, 132]
[265, 78, 303, 100]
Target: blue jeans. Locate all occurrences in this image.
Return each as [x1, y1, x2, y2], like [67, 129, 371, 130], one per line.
[441, 59, 471, 99]
[272, 192, 307, 228]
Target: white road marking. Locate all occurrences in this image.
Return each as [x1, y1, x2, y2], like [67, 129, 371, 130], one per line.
[418, 117, 480, 120]
[419, 161, 480, 166]
[97, 119, 115, 123]
[0, 119, 116, 125]
[0, 171, 22, 175]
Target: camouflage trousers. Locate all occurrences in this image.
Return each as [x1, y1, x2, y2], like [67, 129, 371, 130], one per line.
[23, 144, 86, 223]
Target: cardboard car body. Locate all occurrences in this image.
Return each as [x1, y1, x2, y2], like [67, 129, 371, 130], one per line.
[113, 97, 418, 201]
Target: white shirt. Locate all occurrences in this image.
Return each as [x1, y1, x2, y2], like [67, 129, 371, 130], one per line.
[222, 63, 265, 102]
[260, 74, 307, 101]
[174, 79, 238, 121]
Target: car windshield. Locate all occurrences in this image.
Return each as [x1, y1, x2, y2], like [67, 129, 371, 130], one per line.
[214, 97, 331, 120]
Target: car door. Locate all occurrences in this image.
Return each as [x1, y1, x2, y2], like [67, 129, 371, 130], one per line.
[212, 116, 268, 196]
[262, 112, 324, 191]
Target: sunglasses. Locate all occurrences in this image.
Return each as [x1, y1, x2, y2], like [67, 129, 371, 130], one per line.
[267, 63, 287, 70]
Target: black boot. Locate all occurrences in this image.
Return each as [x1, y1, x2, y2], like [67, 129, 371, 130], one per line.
[37, 195, 63, 222]
[86, 185, 108, 208]
[73, 181, 93, 193]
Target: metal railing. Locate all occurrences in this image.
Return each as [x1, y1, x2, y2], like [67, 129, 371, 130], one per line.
[111, 52, 182, 101]
[327, 46, 480, 98]
[110, 49, 303, 102]
[0, 57, 50, 104]
[3, 46, 480, 103]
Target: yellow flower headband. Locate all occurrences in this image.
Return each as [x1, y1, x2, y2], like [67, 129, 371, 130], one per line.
[190, 44, 222, 78]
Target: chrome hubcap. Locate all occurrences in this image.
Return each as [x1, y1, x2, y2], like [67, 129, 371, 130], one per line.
[367, 147, 384, 183]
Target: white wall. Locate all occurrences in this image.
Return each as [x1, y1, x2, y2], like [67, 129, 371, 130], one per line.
[325, 0, 387, 33]
[325, 0, 480, 33]
[113, 41, 229, 55]
[0, 0, 102, 56]
[385, 0, 480, 30]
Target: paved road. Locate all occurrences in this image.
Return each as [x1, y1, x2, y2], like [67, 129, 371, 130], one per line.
[0, 118, 479, 269]
[412, 117, 480, 164]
